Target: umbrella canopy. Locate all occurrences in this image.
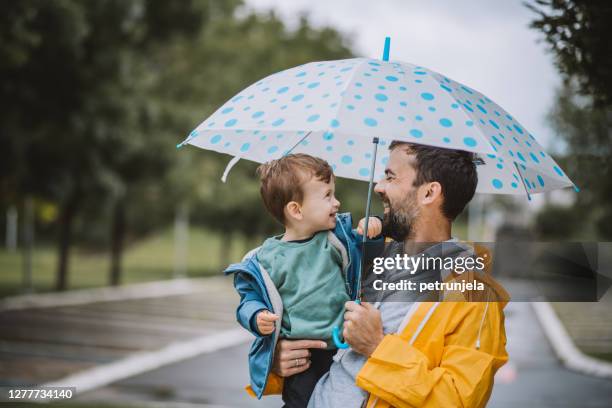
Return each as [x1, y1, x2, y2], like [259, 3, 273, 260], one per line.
[181, 56, 575, 198]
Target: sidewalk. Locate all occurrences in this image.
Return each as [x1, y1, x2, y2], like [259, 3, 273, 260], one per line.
[550, 291, 612, 362]
[0, 277, 250, 393]
[488, 302, 612, 407]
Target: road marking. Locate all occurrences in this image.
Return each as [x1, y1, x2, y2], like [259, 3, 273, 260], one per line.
[42, 328, 251, 395]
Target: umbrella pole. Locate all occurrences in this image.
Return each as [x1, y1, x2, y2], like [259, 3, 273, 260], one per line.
[333, 136, 380, 349]
[362, 137, 380, 245]
[358, 137, 380, 299]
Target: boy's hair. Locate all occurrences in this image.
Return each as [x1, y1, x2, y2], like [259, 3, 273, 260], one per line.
[389, 141, 478, 221]
[257, 154, 334, 224]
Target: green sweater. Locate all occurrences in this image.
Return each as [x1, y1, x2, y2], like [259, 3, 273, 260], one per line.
[257, 231, 350, 347]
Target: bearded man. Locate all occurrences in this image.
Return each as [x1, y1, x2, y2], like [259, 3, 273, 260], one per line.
[257, 141, 509, 408]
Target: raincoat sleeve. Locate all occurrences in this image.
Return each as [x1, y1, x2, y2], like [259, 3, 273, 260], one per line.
[356, 303, 508, 408]
[233, 273, 268, 337]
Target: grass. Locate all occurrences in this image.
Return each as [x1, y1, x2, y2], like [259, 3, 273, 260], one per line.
[0, 222, 474, 298]
[0, 227, 252, 298]
[587, 352, 612, 363]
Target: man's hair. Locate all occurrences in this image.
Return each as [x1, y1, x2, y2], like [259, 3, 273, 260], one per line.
[256, 154, 334, 224]
[389, 141, 478, 221]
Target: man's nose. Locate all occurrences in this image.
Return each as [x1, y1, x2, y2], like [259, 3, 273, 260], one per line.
[374, 180, 384, 194]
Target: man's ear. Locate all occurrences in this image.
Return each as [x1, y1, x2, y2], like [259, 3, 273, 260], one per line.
[284, 201, 303, 222]
[422, 182, 442, 205]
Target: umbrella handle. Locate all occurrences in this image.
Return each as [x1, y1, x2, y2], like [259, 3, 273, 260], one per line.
[332, 299, 361, 349]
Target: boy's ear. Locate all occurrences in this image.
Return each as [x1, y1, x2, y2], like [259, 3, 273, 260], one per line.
[285, 201, 303, 222]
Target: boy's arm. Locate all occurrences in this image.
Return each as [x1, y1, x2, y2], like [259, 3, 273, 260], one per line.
[355, 216, 384, 240]
[233, 273, 268, 337]
[351, 216, 385, 266]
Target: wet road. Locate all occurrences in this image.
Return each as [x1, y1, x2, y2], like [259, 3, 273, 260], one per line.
[80, 302, 612, 407]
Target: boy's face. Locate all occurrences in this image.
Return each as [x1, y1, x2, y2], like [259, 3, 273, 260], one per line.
[298, 176, 341, 232]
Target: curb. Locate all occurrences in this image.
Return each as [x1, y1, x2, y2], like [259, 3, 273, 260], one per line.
[532, 301, 612, 379]
[0, 277, 223, 312]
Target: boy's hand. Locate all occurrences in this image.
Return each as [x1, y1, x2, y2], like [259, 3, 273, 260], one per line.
[357, 217, 382, 238]
[256, 310, 279, 335]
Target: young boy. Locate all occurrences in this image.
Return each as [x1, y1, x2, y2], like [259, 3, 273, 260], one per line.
[224, 154, 381, 407]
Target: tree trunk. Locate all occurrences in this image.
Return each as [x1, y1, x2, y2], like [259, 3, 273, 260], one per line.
[173, 203, 189, 279]
[56, 194, 78, 291]
[21, 199, 34, 293]
[219, 230, 233, 267]
[109, 198, 126, 286]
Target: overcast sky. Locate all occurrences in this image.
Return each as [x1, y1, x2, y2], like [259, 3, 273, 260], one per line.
[243, 0, 561, 149]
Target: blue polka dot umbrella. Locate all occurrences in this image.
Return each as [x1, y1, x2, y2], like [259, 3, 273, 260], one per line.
[180, 37, 576, 199]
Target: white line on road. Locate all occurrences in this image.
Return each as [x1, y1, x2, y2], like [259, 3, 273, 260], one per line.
[41, 328, 252, 395]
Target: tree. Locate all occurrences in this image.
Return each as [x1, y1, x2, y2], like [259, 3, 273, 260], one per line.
[163, 10, 355, 261]
[526, 0, 612, 108]
[0, 1, 358, 290]
[536, 82, 612, 239]
[527, 1, 612, 239]
[0, 0, 215, 289]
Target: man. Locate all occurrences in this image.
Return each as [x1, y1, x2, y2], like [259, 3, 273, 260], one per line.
[263, 141, 509, 407]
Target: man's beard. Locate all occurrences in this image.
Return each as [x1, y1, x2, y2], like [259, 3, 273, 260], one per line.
[381, 190, 420, 242]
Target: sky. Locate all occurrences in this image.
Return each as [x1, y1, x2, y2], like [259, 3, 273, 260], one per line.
[242, 0, 562, 150]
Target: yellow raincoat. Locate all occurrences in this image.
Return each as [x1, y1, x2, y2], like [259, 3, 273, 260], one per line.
[249, 245, 510, 408]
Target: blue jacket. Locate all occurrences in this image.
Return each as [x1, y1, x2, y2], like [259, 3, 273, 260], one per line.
[224, 213, 381, 399]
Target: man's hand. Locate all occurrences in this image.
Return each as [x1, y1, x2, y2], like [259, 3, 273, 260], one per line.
[272, 339, 327, 377]
[256, 310, 279, 335]
[357, 217, 382, 238]
[343, 301, 384, 357]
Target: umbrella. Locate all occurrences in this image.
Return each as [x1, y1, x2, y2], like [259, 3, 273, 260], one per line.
[179, 38, 576, 200]
[179, 37, 577, 348]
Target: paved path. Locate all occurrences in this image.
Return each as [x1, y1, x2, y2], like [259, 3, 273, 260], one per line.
[489, 302, 612, 407]
[79, 302, 612, 407]
[0, 277, 239, 388]
[79, 342, 280, 407]
[2, 276, 611, 407]
[551, 292, 612, 358]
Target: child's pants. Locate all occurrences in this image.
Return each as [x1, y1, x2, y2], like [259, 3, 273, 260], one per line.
[282, 348, 336, 408]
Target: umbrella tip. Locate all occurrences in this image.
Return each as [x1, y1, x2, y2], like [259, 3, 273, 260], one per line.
[176, 142, 185, 149]
[573, 185, 580, 193]
[382, 37, 391, 61]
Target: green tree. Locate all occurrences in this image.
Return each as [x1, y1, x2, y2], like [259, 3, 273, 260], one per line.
[536, 83, 612, 239]
[527, 1, 612, 239]
[166, 10, 355, 261]
[0, 0, 214, 289]
[526, 0, 612, 108]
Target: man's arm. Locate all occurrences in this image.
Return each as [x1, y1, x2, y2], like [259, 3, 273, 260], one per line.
[248, 338, 328, 397]
[345, 302, 508, 408]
